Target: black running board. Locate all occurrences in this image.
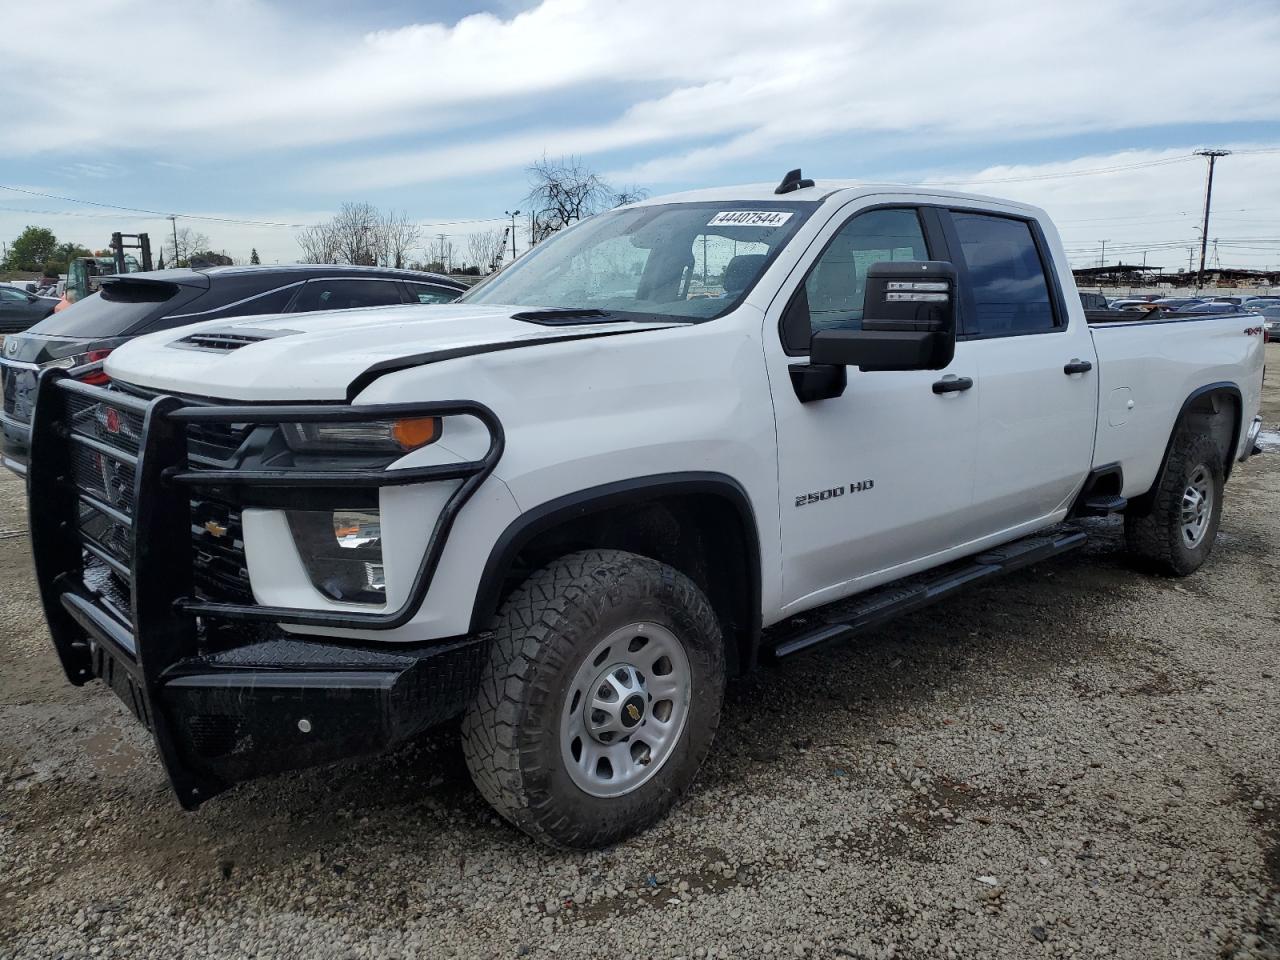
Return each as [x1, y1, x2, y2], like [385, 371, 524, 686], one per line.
[767, 528, 1088, 660]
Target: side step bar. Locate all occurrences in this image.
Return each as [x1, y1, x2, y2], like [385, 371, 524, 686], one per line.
[767, 528, 1088, 660]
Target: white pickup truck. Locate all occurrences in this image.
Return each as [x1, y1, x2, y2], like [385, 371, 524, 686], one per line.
[26, 171, 1265, 848]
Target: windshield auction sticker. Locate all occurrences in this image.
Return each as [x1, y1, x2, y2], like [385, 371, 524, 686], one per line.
[707, 211, 794, 227]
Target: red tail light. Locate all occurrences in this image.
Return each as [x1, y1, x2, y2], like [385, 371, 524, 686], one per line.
[78, 348, 112, 386]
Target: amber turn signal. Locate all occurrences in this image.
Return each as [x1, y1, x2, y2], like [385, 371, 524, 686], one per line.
[391, 416, 441, 450]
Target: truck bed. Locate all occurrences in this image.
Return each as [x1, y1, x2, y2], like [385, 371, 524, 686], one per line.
[1088, 309, 1265, 499]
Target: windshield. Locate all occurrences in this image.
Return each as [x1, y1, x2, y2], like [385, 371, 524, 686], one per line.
[463, 202, 815, 321]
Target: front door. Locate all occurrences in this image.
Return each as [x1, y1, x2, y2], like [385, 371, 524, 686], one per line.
[766, 202, 981, 615]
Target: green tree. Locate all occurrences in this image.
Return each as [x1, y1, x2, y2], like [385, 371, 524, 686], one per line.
[249, 247, 261, 265]
[4, 226, 58, 271]
[53, 241, 92, 266]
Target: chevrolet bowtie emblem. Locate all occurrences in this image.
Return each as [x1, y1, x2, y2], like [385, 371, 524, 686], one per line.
[626, 703, 641, 721]
[203, 520, 228, 538]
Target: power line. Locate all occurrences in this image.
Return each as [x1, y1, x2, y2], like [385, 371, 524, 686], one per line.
[0, 183, 508, 231]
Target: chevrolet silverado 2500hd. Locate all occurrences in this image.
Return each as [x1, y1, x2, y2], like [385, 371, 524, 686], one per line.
[25, 171, 1266, 848]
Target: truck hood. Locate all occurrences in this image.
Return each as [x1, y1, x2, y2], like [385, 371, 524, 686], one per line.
[104, 303, 683, 401]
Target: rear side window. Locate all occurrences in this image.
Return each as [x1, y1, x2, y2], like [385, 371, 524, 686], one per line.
[950, 213, 1058, 336]
[33, 281, 192, 337]
[290, 279, 404, 312]
[405, 282, 461, 304]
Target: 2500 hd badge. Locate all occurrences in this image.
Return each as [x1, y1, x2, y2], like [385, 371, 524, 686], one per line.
[795, 480, 875, 507]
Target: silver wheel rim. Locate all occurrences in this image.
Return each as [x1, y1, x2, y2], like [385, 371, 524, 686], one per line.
[1181, 464, 1213, 548]
[560, 621, 692, 799]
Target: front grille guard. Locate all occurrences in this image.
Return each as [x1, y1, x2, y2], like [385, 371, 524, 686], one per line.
[28, 369, 504, 803]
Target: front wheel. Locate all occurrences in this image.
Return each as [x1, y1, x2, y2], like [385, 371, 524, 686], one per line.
[462, 549, 725, 848]
[1125, 430, 1225, 576]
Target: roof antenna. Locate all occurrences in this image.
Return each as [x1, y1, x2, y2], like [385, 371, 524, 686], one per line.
[774, 168, 815, 195]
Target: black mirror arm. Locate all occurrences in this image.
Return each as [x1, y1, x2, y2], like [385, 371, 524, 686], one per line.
[789, 362, 847, 403]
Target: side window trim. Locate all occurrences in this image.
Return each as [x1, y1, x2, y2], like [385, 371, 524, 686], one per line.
[943, 207, 1068, 341]
[778, 204, 933, 356]
[289, 276, 406, 313]
[167, 279, 308, 320]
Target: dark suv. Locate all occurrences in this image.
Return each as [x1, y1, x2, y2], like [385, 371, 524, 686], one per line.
[1, 265, 466, 474]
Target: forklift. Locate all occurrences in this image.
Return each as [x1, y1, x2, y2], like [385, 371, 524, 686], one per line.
[55, 232, 153, 313]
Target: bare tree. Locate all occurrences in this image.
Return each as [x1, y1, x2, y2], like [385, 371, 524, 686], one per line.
[173, 227, 210, 266]
[426, 234, 455, 272]
[381, 210, 422, 269]
[296, 204, 424, 267]
[466, 228, 505, 273]
[331, 202, 382, 266]
[524, 155, 648, 245]
[611, 184, 649, 207]
[296, 222, 339, 264]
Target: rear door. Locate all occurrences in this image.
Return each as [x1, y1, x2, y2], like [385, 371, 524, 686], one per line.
[287, 277, 406, 313]
[0, 287, 36, 332]
[944, 209, 1098, 534]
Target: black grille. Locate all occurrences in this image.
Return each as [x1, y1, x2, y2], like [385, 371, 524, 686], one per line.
[63, 386, 253, 608]
[1, 362, 34, 420]
[187, 421, 252, 461]
[191, 499, 253, 602]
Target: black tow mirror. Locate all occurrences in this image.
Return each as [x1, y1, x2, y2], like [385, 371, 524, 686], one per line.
[809, 260, 957, 372]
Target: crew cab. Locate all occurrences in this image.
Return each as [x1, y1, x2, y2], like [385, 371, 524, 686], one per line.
[24, 172, 1266, 848]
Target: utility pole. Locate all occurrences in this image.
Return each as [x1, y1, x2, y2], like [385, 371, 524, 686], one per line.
[435, 233, 449, 271]
[1099, 239, 1108, 267]
[505, 210, 520, 260]
[1194, 149, 1230, 286]
[168, 215, 179, 265]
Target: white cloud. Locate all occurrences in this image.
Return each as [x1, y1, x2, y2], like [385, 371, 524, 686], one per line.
[916, 146, 1280, 272]
[3, 0, 1279, 191]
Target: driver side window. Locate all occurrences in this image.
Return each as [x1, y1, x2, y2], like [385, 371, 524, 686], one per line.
[785, 208, 928, 351]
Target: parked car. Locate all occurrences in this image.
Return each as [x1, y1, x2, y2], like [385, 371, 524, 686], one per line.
[1151, 297, 1205, 311]
[1258, 305, 1280, 341]
[1078, 291, 1108, 310]
[0, 284, 57, 333]
[23, 177, 1265, 848]
[1, 264, 465, 473]
[1107, 298, 1151, 310]
[1182, 301, 1242, 314]
[1243, 297, 1280, 312]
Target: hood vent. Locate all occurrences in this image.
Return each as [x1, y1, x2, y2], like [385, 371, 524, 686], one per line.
[510, 308, 615, 326]
[172, 327, 299, 353]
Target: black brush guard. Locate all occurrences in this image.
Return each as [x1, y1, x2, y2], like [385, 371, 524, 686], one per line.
[27, 370, 503, 808]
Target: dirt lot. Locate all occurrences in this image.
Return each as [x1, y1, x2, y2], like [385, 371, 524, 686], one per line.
[2, 346, 1278, 960]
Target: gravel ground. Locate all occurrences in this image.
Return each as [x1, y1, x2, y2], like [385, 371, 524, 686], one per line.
[2, 345, 1279, 960]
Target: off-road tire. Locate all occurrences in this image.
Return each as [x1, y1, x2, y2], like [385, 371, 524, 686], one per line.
[1124, 431, 1224, 576]
[462, 549, 725, 848]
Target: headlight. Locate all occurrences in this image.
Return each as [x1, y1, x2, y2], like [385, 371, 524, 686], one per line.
[281, 417, 440, 454]
[286, 509, 385, 604]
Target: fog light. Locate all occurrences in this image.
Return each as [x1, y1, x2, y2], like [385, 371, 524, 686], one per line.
[286, 509, 385, 604]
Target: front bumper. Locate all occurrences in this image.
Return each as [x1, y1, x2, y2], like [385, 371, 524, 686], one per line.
[27, 371, 502, 807]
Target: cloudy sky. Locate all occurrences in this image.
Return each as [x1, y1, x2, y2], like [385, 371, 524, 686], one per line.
[2, 0, 1279, 271]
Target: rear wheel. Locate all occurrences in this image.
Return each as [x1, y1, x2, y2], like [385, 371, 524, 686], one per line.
[1125, 430, 1224, 576]
[462, 549, 725, 848]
